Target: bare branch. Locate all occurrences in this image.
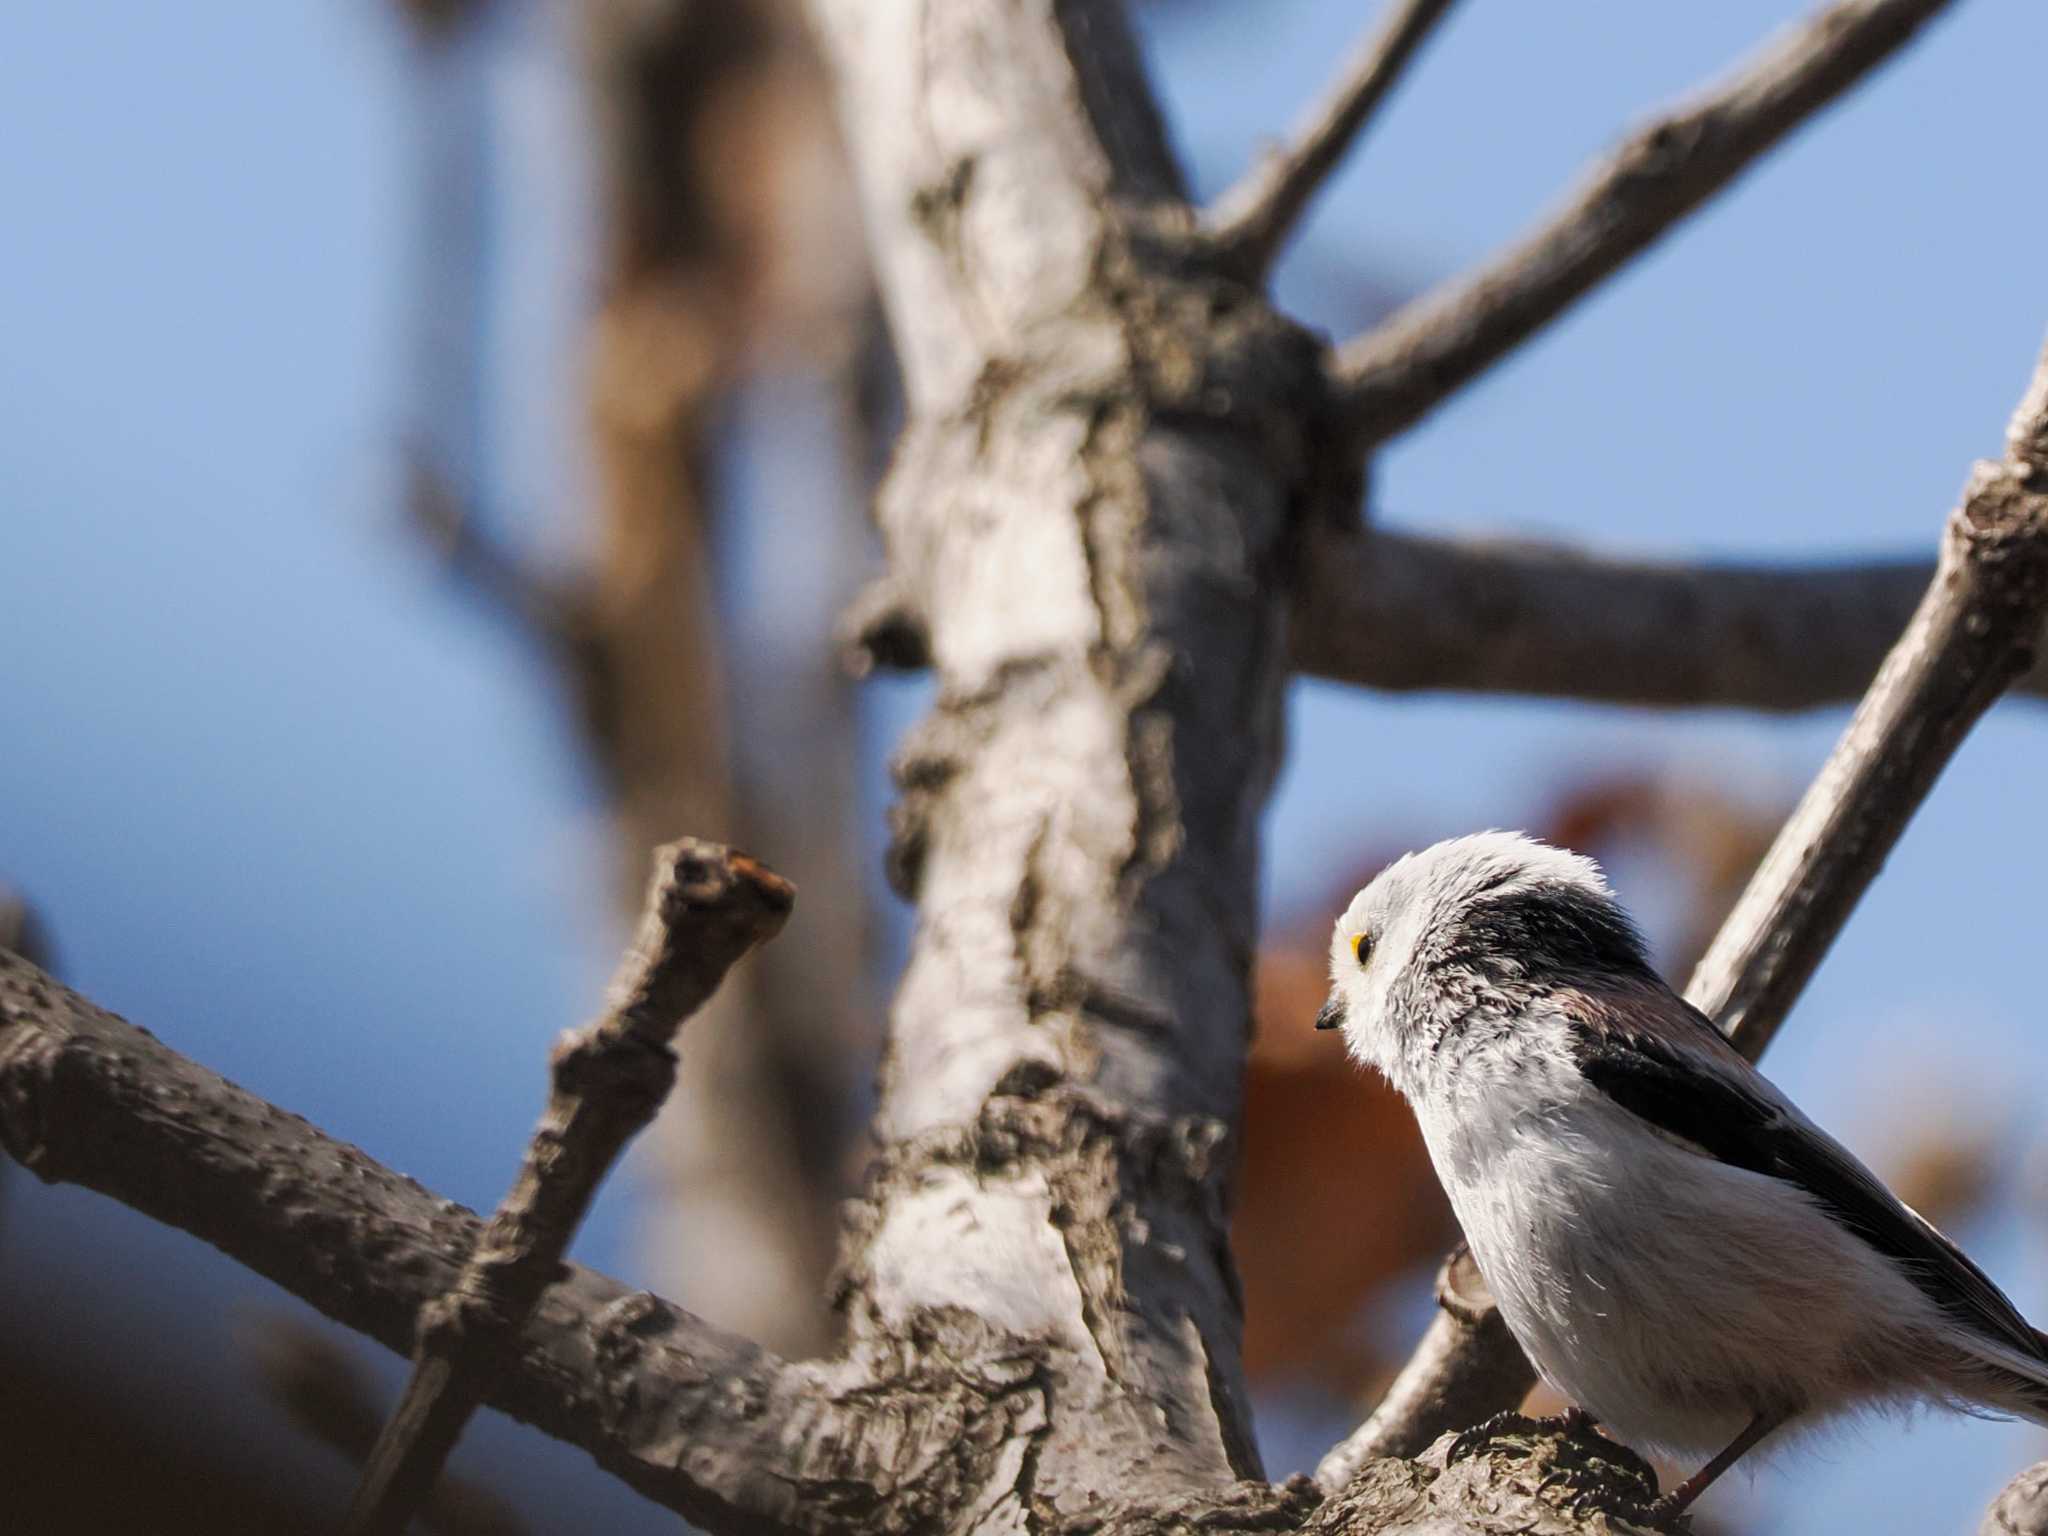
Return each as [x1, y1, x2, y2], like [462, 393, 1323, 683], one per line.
[1289, 526, 2048, 710]
[1332, 0, 1956, 447]
[343, 841, 793, 1536]
[1205, 0, 1461, 277]
[0, 946, 865, 1536]
[1689, 344, 2048, 1056]
[851, 526, 2048, 711]
[1322, 332, 2048, 1465]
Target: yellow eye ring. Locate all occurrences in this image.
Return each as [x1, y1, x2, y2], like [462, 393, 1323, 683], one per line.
[1351, 931, 1375, 967]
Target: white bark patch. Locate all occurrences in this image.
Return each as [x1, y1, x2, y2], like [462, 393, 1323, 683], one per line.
[809, 0, 986, 413]
[865, 1164, 1114, 1392]
[921, 8, 1109, 339]
[922, 414, 1103, 691]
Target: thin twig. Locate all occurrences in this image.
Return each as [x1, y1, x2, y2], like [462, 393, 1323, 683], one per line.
[341, 839, 794, 1536]
[1316, 333, 2048, 1484]
[1331, 0, 1955, 448]
[1205, 0, 1461, 278]
[1288, 526, 2048, 710]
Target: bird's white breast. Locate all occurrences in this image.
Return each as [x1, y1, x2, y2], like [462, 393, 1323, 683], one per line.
[1409, 1026, 1946, 1455]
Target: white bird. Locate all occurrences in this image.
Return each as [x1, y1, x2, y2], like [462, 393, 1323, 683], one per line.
[1314, 830, 2048, 1517]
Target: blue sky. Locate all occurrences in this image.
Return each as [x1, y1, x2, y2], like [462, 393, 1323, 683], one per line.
[4, 1, 2047, 1530]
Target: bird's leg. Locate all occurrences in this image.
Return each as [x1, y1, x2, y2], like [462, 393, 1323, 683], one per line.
[1647, 1412, 1781, 1521]
[1559, 1405, 1600, 1435]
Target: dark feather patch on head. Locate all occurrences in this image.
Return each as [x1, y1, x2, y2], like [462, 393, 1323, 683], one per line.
[1443, 882, 1655, 982]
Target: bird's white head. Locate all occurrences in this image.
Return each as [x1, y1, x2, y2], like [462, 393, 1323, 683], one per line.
[1317, 830, 1640, 1086]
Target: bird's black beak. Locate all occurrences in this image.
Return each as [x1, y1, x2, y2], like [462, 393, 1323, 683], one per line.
[1314, 996, 1345, 1032]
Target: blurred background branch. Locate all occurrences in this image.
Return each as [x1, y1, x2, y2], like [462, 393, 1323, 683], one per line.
[396, 0, 880, 1361]
[1334, 0, 1957, 446]
[1289, 526, 2048, 709]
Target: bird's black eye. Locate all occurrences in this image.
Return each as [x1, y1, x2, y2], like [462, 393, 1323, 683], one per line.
[1351, 931, 1374, 968]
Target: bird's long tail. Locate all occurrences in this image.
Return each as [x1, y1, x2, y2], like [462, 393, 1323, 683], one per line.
[1972, 1328, 2048, 1424]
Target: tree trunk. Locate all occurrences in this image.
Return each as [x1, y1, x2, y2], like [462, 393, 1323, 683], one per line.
[804, 0, 1356, 1521]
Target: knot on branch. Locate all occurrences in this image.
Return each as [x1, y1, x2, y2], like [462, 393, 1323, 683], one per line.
[1611, 113, 1714, 201]
[417, 1290, 509, 1365]
[838, 577, 932, 677]
[1313, 1415, 1665, 1536]
[1954, 462, 2048, 568]
[549, 1029, 677, 1116]
[1101, 253, 1362, 527]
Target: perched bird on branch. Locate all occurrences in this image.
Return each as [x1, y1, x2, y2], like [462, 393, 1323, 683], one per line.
[1315, 831, 2048, 1518]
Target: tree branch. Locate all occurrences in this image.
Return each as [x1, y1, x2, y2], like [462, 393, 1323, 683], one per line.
[853, 526, 2048, 713]
[0, 946, 903, 1536]
[1688, 341, 2048, 1056]
[1332, 0, 1956, 448]
[1320, 331, 2048, 1469]
[1205, 0, 1461, 278]
[1288, 525, 2048, 709]
[343, 841, 793, 1536]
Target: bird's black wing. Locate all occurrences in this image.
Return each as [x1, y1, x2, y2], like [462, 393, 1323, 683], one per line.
[1568, 1004, 2045, 1369]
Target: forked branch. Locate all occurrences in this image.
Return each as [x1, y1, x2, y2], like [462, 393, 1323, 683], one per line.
[1318, 331, 2048, 1480]
[1205, 0, 1461, 278]
[342, 841, 793, 1535]
[1332, 0, 1955, 448]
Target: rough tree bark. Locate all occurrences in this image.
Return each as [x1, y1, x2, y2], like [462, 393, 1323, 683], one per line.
[802, 0, 1341, 1515]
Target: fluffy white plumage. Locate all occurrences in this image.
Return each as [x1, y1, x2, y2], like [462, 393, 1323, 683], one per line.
[1320, 831, 2048, 1507]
